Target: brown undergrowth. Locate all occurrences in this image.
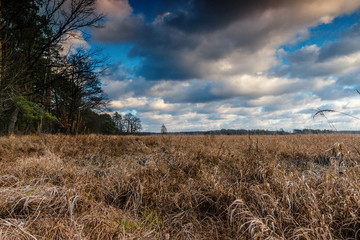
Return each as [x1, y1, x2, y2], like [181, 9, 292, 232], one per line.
[0, 134, 360, 239]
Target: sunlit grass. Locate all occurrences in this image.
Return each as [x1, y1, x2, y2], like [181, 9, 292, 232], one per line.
[0, 134, 359, 239]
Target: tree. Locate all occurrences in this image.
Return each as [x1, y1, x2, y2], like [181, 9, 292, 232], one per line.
[123, 113, 132, 133]
[12, 96, 57, 134]
[132, 116, 142, 133]
[161, 124, 167, 134]
[112, 111, 123, 133]
[123, 113, 142, 134]
[0, 0, 49, 134]
[51, 47, 108, 133]
[110, 112, 143, 135]
[100, 113, 115, 135]
[0, 0, 104, 134]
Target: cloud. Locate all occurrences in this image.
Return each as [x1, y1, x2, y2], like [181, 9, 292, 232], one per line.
[317, 39, 360, 62]
[346, 98, 360, 109]
[148, 99, 176, 111]
[284, 45, 320, 64]
[93, 1, 360, 131]
[110, 97, 148, 109]
[60, 30, 90, 55]
[107, 89, 360, 132]
[277, 19, 360, 82]
[96, 0, 132, 20]
[210, 74, 333, 98]
[103, 71, 334, 105]
[94, 0, 360, 81]
[316, 23, 360, 62]
[278, 46, 360, 79]
[165, 0, 294, 33]
[337, 71, 360, 86]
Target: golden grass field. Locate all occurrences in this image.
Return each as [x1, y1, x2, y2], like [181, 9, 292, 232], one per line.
[0, 134, 360, 239]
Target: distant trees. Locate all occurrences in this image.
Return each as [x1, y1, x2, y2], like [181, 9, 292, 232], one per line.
[48, 111, 143, 135]
[122, 112, 142, 134]
[112, 111, 123, 133]
[293, 129, 334, 134]
[161, 124, 167, 134]
[112, 112, 142, 135]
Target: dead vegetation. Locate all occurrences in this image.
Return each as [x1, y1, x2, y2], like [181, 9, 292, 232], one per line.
[0, 134, 360, 239]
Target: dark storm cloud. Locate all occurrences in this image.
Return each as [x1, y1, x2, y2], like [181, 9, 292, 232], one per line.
[94, 0, 360, 82]
[126, 26, 202, 80]
[135, 59, 195, 80]
[94, 0, 311, 81]
[94, 13, 203, 80]
[165, 0, 296, 33]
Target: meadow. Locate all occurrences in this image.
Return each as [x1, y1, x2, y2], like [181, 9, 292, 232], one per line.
[0, 134, 360, 239]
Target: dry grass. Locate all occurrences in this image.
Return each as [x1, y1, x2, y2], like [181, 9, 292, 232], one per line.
[0, 134, 360, 239]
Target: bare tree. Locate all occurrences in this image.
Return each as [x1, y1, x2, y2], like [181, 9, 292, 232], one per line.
[132, 116, 142, 133]
[123, 113, 142, 134]
[51, 47, 108, 133]
[112, 112, 123, 133]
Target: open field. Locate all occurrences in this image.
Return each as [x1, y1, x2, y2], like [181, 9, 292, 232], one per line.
[0, 134, 360, 239]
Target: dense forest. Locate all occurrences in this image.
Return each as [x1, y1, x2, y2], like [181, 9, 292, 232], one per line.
[0, 0, 141, 135]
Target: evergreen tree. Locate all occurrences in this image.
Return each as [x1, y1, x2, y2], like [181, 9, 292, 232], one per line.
[161, 124, 167, 134]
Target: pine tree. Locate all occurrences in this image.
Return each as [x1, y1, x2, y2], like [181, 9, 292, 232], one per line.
[161, 124, 167, 134]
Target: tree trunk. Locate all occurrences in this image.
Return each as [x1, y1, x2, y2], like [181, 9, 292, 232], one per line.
[37, 114, 43, 135]
[0, 0, 2, 89]
[8, 106, 19, 135]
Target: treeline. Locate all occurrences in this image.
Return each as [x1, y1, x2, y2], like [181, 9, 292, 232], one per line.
[215, 128, 339, 135]
[143, 129, 290, 135]
[0, 0, 126, 135]
[143, 128, 345, 135]
[104, 112, 142, 135]
[292, 129, 335, 134]
[71, 111, 142, 135]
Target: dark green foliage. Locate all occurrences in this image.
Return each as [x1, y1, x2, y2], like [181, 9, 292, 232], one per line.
[14, 96, 57, 122]
[101, 114, 115, 135]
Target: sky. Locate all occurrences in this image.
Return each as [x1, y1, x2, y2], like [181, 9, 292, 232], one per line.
[83, 0, 360, 132]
